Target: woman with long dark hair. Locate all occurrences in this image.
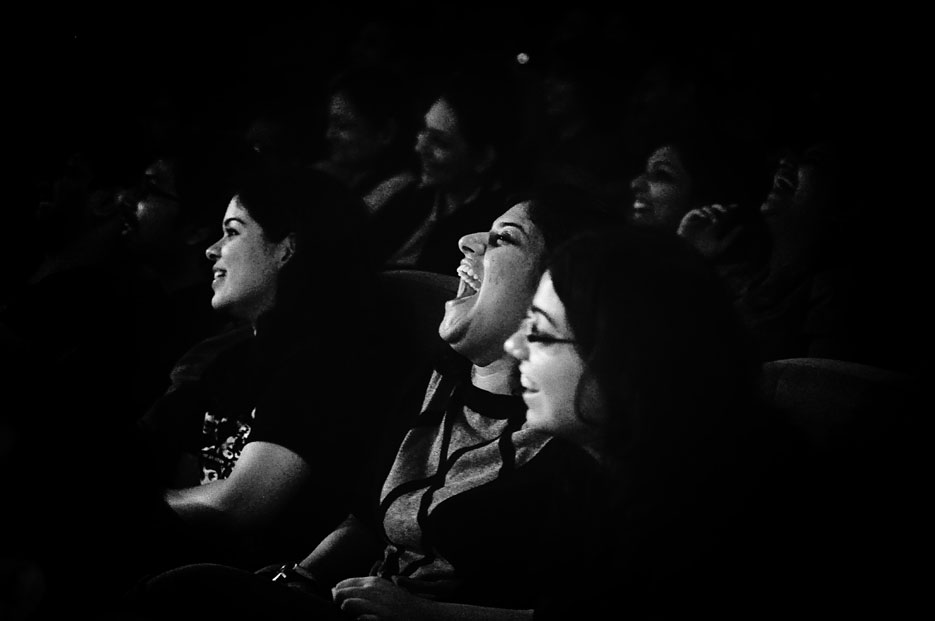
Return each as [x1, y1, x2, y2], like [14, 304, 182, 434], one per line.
[505, 226, 811, 619]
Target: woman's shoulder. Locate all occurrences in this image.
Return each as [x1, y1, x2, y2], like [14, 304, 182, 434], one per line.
[363, 170, 418, 214]
[168, 322, 254, 386]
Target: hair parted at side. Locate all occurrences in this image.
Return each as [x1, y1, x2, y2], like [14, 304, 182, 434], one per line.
[505, 182, 621, 273]
[546, 226, 760, 483]
[229, 152, 374, 335]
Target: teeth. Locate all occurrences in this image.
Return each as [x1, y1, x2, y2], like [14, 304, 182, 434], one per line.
[456, 264, 481, 292]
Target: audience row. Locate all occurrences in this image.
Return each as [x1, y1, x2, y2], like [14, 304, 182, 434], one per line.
[2, 13, 923, 620]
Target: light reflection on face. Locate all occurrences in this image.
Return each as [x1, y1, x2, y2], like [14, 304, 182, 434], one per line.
[629, 145, 694, 230]
[414, 98, 479, 190]
[204, 196, 289, 324]
[439, 201, 545, 366]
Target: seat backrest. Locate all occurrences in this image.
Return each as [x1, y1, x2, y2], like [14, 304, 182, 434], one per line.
[758, 362, 924, 613]
[373, 269, 459, 365]
[356, 269, 461, 479]
[759, 357, 913, 448]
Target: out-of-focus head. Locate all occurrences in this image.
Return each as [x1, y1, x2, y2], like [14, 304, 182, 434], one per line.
[508, 226, 756, 463]
[761, 141, 841, 220]
[324, 65, 414, 169]
[121, 140, 232, 261]
[628, 145, 694, 230]
[415, 64, 522, 192]
[629, 121, 757, 231]
[439, 184, 614, 366]
[120, 158, 183, 256]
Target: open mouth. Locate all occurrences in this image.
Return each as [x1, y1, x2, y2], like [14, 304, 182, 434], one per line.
[455, 261, 481, 299]
[212, 268, 227, 283]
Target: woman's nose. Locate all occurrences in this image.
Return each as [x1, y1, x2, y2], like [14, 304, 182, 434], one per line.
[503, 326, 529, 360]
[415, 129, 432, 155]
[205, 239, 221, 261]
[458, 231, 487, 256]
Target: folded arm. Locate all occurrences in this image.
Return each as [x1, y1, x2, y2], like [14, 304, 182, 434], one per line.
[164, 440, 310, 533]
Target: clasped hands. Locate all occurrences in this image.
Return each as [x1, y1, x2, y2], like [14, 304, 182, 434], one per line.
[332, 575, 430, 621]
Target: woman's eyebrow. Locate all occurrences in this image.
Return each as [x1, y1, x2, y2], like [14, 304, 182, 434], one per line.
[530, 304, 558, 328]
[223, 217, 246, 227]
[496, 222, 528, 238]
[421, 128, 449, 140]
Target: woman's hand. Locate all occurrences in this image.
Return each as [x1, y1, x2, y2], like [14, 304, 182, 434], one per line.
[677, 203, 743, 259]
[332, 576, 430, 621]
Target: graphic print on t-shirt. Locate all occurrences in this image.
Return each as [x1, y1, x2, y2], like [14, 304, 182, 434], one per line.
[200, 407, 255, 483]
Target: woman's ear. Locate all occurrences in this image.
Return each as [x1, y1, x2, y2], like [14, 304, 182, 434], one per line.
[279, 233, 297, 265]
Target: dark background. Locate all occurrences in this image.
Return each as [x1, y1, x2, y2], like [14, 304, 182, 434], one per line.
[6, 5, 927, 369]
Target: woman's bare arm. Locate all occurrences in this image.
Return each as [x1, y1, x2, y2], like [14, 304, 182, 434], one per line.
[164, 440, 310, 533]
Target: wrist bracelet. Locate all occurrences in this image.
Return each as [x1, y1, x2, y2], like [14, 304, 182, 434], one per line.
[271, 562, 302, 583]
[270, 562, 329, 598]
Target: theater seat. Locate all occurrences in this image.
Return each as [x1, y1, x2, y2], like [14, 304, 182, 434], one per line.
[374, 269, 459, 362]
[366, 270, 459, 412]
[758, 360, 923, 616]
[759, 357, 913, 448]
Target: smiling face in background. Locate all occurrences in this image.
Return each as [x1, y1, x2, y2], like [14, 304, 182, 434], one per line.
[121, 158, 182, 256]
[505, 271, 604, 452]
[439, 201, 545, 366]
[415, 97, 482, 191]
[205, 196, 291, 324]
[761, 143, 837, 219]
[629, 145, 694, 230]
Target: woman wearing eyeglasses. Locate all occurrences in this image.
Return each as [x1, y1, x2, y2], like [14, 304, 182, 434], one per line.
[124, 185, 617, 621]
[505, 226, 814, 619]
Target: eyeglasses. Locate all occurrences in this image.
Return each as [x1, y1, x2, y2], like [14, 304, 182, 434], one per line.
[519, 317, 576, 346]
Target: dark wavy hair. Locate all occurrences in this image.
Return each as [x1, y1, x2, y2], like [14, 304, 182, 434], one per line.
[546, 226, 761, 490]
[229, 155, 374, 340]
[433, 60, 525, 170]
[508, 182, 621, 273]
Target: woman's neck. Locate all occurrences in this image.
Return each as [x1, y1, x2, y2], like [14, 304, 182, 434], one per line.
[470, 357, 519, 395]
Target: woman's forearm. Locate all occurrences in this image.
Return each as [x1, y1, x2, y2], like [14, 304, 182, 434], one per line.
[165, 440, 310, 533]
[297, 514, 384, 585]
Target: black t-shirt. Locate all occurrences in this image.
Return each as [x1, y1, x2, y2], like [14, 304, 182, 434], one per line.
[137, 323, 380, 565]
